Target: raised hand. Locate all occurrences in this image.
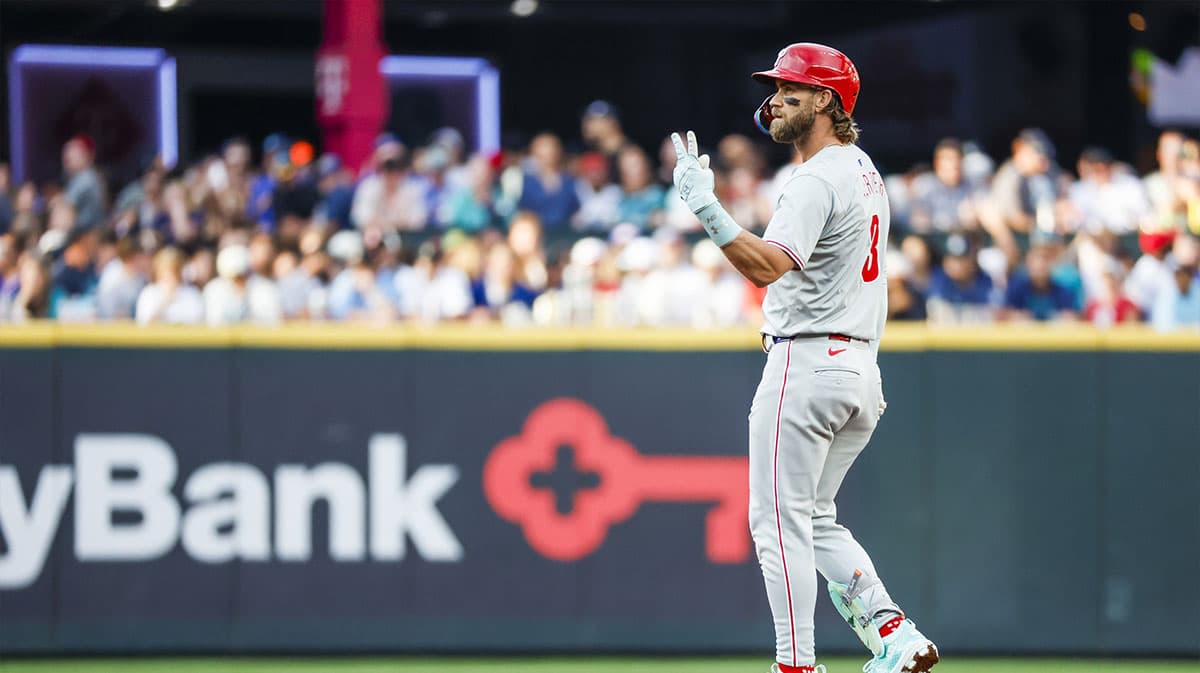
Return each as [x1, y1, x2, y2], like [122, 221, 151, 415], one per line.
[671, 130, 717, 213]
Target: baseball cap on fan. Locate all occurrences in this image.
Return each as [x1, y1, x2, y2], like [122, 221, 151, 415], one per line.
[375, 132, 403, 150]
[66, 133, 96, 155]
[373, 132, 405, 163]
[316, 153, 342, 179]
[1079, 146, 1114, 166]
[944, 233, 971, 258]
[583, 100, 620, 121]
[262, 133, 290, 155]
[1016, 128, 1055, 159]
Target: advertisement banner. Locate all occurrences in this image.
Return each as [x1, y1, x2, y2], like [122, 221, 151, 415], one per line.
[1, 340, 1198, 656]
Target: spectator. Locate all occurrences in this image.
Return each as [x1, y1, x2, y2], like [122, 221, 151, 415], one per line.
[10, 182, 43, 235]
[247, 133, 289, 226]
[46, 200, 77, 235]
[717, 134, 771, 232]
[1001, 245, 1079, 321]
[247, 232, 275, 277]
[438, 155, 498, 232]
[1143, 130, 1186, 231]
[161, 180, 200, 245]
[988, 128, 1066, 233]
[690, 238, 748, 327]
[312, 154, 355, 231]
[326, 230, 397, 322]
[51, 232, 100, 321]
[1041, 233, 1083, 295]
[517, 133, 580, 230]
[351, 155, 430, 233]
[210, 138, 253, 223]
[204, 243, 283, 326]
[1180, 139, 1200, 236]
[112, 162, 169, 240]
[0, 234, 21, 318]
[1084, 270, 1140, 327]
[413, 143, 454, 225]
[910, 138, 980, 233]
[1124, 231, 1176, 316]
[431, 127, 470, 193]
[135, 247, 204, 325]
[899, 234, 935, 295]
[1066, 147, 1150, 235]
[538, 236, 607, 325]
[717, 134, 767, 176]
[361, 132, 405, 178]
[395, 240, 472, 323]
[471, 242, 539, 324]
[327, 258, 392, 323]
[926, 235, 996, 323]
[640, 229, 705, 326]
[580, 100, 632, 178]
[613, 236, 659, 325]
[615, 145, 665, 230]
[0, 163, 12, 234]
[883, 164, 929, 236]
[273, 249, 319, 320]
[573, 152, 621, 231]
[272, 161, 319, 245]
[961, 140, 996, 189]
[507, 210, 549, 292]
[96, 237, 147, 320]
[184, 246, 217, 290]
[656, 136, 680, 188]
[9, 252, 53, 322]
[1151, 264, 1200, 331]
[886, 248, 927, 321]
[61, 134, 107, 232]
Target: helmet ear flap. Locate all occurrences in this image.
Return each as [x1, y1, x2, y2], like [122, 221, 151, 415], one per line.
[753, 95, 775, 136]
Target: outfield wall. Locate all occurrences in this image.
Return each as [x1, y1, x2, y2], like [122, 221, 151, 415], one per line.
[1, 325, 1198, 656]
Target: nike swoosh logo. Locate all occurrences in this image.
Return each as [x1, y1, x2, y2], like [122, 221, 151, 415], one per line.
[828, 348, 847, 356]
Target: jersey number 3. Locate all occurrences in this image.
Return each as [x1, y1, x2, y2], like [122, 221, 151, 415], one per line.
[861, 214, 880, 282]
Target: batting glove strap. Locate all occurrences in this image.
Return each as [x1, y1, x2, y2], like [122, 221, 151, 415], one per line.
[695, 202, 743, 248]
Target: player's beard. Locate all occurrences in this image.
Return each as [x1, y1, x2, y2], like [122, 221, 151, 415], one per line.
[770, 100, 816, 145]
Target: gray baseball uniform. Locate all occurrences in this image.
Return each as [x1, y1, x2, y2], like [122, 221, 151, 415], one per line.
[749, 143, 901, 668]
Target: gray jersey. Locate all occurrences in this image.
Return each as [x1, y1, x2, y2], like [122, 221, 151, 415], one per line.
[760, 144, 890, 344]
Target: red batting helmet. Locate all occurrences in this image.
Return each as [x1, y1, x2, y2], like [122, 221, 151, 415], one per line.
[751, 43, 861, 135]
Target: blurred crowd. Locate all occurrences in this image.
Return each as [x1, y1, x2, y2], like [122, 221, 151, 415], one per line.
[1, 101, 1199, 331]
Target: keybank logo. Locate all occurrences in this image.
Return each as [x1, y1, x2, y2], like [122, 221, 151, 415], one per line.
[483, 398, 750, 564]
[0, 434, 461, 590]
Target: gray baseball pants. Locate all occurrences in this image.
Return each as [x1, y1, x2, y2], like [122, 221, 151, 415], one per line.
[749, 335, 901, 668]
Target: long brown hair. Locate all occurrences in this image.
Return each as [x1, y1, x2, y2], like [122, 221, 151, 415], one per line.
[824, 92, 861, 145]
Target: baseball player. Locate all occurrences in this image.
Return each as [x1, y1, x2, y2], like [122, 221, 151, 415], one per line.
[671, 43, 938, 673]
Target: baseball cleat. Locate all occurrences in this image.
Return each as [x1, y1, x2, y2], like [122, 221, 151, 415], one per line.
[862, 619, 939, 673]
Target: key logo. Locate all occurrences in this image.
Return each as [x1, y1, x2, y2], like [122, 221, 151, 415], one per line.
[828, 347, 847, 356]
[483, 398, 749, 563]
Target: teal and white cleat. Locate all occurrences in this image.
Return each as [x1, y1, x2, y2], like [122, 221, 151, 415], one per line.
[862, 619, 939, 673]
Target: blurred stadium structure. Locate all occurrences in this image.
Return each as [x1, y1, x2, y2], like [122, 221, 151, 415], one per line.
[0, 0, 1198, 668]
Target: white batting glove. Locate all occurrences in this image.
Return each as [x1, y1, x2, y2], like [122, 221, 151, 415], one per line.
[671, 130, 717, 213]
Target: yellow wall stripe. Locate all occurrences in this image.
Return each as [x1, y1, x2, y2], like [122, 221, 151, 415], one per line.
[0, 323, 1197, 352]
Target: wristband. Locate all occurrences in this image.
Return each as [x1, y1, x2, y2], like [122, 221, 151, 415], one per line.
[695, 202, 743, 247]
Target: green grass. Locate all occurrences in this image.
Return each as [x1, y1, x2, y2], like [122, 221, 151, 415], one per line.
[1, 658, 1198, 673]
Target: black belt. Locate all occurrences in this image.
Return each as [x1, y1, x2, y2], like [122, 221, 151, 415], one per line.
[771, 333, 870, 344]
